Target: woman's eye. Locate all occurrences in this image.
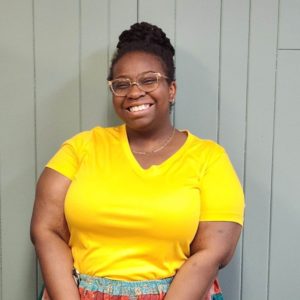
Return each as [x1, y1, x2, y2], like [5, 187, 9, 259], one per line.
[140, 77, 156, 85]
[113, 81, 129, 90]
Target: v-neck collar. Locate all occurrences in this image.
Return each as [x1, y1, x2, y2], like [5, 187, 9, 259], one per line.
[120, 124, 192, 176]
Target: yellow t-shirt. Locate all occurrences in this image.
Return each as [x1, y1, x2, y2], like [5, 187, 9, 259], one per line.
[46, 124, 244, 280]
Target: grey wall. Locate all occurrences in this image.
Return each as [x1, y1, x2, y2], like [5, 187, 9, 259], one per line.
[1, 0, 299, 299]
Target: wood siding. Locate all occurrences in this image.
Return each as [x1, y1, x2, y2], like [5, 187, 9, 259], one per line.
[1, 1, 299, 299]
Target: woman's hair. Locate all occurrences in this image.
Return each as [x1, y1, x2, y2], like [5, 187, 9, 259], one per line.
[108, 22, 175, 82]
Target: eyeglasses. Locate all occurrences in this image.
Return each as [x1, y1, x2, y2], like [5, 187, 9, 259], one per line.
[108, 71, 168, 97]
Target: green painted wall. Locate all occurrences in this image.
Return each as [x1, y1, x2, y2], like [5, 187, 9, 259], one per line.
[1, 0, 299, 299]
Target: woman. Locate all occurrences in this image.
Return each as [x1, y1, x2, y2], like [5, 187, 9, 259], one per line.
[31, 22, 244, 300]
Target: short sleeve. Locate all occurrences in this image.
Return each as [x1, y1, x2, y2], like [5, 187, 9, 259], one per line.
[199, 146, 245, 225]
[46, 131, 90, 180]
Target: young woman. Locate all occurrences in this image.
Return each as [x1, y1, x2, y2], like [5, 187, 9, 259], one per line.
[31, 22, 244, 300]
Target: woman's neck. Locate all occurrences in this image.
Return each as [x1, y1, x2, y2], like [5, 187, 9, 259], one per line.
[126, 123, 175, 154]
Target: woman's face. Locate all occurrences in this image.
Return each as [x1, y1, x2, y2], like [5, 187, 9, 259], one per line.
[111, 51, 176, 131]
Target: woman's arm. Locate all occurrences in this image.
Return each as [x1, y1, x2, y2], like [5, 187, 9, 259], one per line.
[30, 168, 80, 300]
[164, 221, 242, 300]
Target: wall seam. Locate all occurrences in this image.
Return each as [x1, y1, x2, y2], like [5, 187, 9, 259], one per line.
[278, 48, 300, 51]
[106, 0, 111, 125]
[137, 0, 140, 21]
[0, 142, 3, 300]
[32, 0, 39, 297]
[267, 1, 280, 299]
[173, 0, 177, 126]
[240, 0, 252, 299]
[217, 0, 223, 143]
[79, 0, 82, 131]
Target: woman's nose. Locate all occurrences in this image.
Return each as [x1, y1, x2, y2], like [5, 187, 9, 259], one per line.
[127, 83, 145, 99]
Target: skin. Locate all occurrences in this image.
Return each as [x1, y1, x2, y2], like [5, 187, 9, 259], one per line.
[164, 222, 242, 300]
[111, 51, 176, 130]
[31, 169, 80, 300]
[30, 50, 242, 300]
[112, 52, 176, 140]
[111, 51, 186, 169]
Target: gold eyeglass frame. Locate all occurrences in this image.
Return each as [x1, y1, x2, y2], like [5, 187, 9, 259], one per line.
[108, 71, 169, 97]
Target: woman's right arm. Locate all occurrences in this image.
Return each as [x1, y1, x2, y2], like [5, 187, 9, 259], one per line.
[30, 167, 80, 300]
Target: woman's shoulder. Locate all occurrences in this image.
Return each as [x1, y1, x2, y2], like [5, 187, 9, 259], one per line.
[65, 125, 123, 145]
[186, 131, 225, 157]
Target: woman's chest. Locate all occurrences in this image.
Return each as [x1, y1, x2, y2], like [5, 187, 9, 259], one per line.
[64, 159, 202, 241]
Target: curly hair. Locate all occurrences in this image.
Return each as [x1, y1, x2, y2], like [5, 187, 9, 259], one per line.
[108, 22, 175, 82]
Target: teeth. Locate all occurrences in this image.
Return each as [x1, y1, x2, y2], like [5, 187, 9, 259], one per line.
[129, 104, 150, 112]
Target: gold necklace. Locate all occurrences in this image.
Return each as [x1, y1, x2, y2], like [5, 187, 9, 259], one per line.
[131, 127, 176, 155]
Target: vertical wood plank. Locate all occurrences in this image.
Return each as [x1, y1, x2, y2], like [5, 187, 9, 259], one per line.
[108, 0, 138, 126]
[35, 0, 80, 174]
[218, 0, 249, 179]
[278, 0, 300, 49]
[175, 0, 221, 140]
[0, 1, 36, 299]
[138, 0, 175, 45]
[81, 0, 110, 130]
[138, 0, 176, 123]
[242, 1, 279, 299]
[269, 51, 300, 299]
[217, 2, 249, 298]
[34, 1, 81, 291]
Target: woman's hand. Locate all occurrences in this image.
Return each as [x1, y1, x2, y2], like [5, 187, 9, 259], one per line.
[30, 168, 80, 300]
[164, 221, 242, 300]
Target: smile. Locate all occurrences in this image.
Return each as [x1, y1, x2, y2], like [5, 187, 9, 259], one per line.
[128, 104, 151, 112]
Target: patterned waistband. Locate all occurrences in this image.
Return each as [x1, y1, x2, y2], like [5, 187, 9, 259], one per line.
[78, 273, 174, 296]
[41, 272, 223, 300]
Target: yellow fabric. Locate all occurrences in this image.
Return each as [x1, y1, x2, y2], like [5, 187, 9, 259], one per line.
[46, 124, 244, 280]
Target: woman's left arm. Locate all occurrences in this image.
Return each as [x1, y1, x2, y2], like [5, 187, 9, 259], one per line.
[164, 221, 242, 300]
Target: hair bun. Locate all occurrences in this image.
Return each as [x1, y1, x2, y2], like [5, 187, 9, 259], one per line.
[117, 22, 175, 56]
[108, 22, 175, 81]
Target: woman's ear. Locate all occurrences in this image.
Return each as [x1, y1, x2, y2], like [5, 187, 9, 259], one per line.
[168, 81, 177, 103]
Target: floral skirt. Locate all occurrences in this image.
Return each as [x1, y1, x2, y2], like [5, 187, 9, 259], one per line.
[40, 273, 223, 300]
